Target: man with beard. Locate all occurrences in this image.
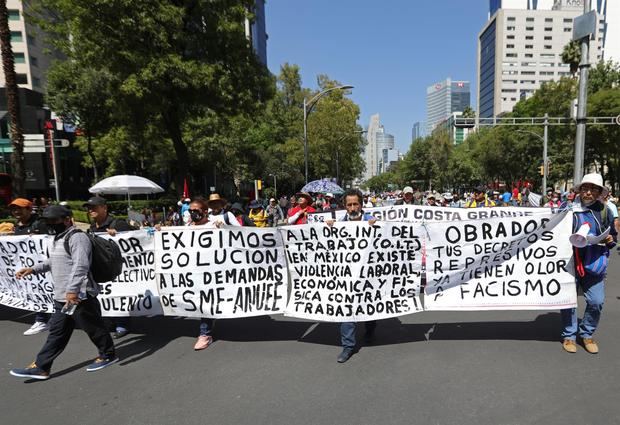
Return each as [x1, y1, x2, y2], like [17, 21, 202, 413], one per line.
[327, 189, 377, 363]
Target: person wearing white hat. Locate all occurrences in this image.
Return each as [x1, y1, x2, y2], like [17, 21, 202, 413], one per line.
[395, 186, 415, 205]
[560, 173, 617, 354]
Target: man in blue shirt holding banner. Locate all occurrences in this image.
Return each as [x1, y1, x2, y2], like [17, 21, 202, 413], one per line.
[327, 189, 377, 363]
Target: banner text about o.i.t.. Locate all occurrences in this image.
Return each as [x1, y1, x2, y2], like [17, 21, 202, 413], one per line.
[154, 226, 287, 318]
[282, 222, 423, 322]
[424, 210, 576, 310]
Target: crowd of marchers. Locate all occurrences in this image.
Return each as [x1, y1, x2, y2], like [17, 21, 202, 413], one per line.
[1, 172, 617, 379]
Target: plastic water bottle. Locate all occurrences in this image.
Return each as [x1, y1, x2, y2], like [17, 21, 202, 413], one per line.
[61, 292, 87, 315]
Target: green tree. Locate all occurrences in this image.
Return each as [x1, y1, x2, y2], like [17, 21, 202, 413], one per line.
[35, 0, 274, 192]
[46, 63, 117, 181]
[561, 40, 581, 76]
[0, 2, 25, 195]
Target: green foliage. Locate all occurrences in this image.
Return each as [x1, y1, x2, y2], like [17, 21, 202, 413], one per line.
[561, 40, 581, 75]
[394, 61, 620, 192]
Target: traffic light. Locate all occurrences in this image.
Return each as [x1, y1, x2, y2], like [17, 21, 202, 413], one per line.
[257, 179, 262, 190]
[539, 166, 544, 176]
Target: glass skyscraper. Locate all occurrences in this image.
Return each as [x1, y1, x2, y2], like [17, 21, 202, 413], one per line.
[426, 78, 471, 134]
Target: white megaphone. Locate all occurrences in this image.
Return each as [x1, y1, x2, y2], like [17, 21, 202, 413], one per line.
[569, 223, 591, 248]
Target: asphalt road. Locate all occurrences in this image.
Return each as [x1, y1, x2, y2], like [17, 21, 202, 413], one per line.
[2, 259, 620, 425]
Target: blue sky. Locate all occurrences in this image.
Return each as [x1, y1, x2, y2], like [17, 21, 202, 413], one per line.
[266, 0, 489, 153]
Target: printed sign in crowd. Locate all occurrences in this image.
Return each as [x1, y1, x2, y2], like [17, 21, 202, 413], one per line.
[0, 208, 578, 320]
[424, 211, 576, 310]
[154, 226, 287, 318]
[283, 222, 423, 322]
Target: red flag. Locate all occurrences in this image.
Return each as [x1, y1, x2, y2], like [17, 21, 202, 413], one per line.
[183, 178, 190, 199]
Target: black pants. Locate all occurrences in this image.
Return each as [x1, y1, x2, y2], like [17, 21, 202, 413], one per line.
[36, 297, 115, 371]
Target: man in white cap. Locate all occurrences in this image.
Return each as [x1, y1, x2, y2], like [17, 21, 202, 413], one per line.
[560, 173, 616, 354]
[395, 186, 415, 205]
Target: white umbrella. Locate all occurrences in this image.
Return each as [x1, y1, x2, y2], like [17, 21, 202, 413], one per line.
[89, 175, 164, 207]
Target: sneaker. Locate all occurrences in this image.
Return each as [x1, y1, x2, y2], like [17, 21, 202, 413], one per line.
[86, 356, 119, 372]
[194, 335, 213, 351]
[562, 339, 577, 353]
[337, 348, 354, 363]
[113, 328, 129, 339]
[23, 321, 49, 336]
[10, 362, 50, 380]
[582, 338, 599, 354]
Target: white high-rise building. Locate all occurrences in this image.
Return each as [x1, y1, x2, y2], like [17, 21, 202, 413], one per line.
[426, 78, 470, 134]
[363, 114, 398, 180]
[478, 0, 607, 118]
[363, 114, 381, 181]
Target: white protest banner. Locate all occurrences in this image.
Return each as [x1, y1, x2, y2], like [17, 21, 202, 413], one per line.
[308, 205, 554, 224]
[424, 210, 576, 310]
[0, 235, 54, 312]
[155, 226, 287, 318]
[98, 230, 162, 317]
[282, 222, 423, 322]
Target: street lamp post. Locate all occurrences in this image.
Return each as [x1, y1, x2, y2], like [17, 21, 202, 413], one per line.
[303, 85, 354, 184]
[268, 173, 277, 199]
[517, 113, 549, 194]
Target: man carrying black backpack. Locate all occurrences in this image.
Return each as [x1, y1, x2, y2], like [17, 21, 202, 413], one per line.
[84, 196, 134, 338]
[10, 205, 118, 380]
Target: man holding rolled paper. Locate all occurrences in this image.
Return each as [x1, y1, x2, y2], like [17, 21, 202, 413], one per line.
[562, 173, 616, 354]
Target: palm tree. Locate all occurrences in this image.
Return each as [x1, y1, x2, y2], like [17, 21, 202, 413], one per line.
[561, 40, 581, 77]
[0, 2, 25, 195]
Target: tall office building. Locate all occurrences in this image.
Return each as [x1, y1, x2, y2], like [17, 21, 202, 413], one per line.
[363, 114, 381, 181]
[363, 114, 398, 180]
[478, 0, 607, 118]
[426, 78, 470, 134]
[412, 122, 424, 141]
[246, 0, 268, 66]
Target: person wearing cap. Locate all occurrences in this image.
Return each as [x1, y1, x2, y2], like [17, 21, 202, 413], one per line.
[559, 173, 617, 354]
[287, 192, 316, 225]
[465, 186, 496, 208]
[425, 195, 438, 207]
[207, 193, 240, 227]
[10, 205, 118, 380]
[248, 200, 268, 227]
[562, 174, 617, 352]
[229, 202, 255, 226]
[84, 196, 135, 338]
[9, 198, 51, 335]
[84, 196, 134, 236]
[266, 198, 283, 227]
[395, 186, 415, 205]
[325, 189, 378, 363]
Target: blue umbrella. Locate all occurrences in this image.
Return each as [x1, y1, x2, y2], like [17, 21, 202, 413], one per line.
[301, 179, 344, 195]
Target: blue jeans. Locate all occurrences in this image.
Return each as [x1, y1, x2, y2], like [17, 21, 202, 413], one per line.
[561, 274, 605, 340]
[199, 318, 214, 336]
[340, 321, 377, 349]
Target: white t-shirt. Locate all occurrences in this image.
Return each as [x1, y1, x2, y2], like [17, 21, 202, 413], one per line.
[209, 211, 241, 226]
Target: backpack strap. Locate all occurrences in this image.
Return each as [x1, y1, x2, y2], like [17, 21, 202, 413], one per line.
[223, 212, 230, 226]
[63, 228, 83, 257]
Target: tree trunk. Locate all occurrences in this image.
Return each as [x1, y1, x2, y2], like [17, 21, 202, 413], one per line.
[86, 133, 99, 181]
[0, 2, 25, 195]
[163, 111, 190, 195]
